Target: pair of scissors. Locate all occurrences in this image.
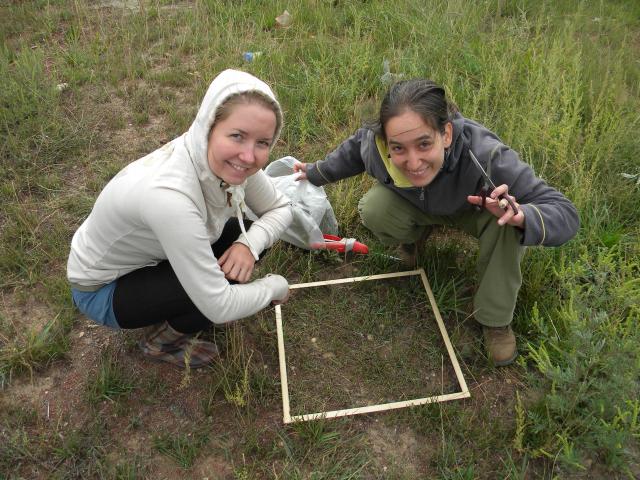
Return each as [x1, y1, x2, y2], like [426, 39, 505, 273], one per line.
[469, 150, 519, 215]
[310, 234, 369, 254]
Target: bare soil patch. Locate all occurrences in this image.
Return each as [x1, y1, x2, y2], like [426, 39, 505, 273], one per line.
[1, 275, 526, 478]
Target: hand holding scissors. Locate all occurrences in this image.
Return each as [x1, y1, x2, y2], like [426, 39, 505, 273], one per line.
[467, 150, 524, 228]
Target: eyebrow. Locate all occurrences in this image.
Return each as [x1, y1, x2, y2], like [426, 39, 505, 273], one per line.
[231, 128, 273, 141]
[388, 134, 433, 145]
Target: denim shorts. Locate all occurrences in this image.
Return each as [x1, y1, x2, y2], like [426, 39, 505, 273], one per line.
[71, 281, 120, 329]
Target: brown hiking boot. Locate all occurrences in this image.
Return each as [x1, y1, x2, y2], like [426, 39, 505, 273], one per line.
[482, 325, 518, 366]
[139, 322, 219, 369]
[397, 243, 419, 268]
[397, 226, 433, 268]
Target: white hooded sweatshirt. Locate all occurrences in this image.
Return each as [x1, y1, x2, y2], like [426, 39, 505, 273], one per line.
[67, 70, 293, 324]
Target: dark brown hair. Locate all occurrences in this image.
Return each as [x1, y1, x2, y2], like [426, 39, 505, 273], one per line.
[373, 79, 458, 140]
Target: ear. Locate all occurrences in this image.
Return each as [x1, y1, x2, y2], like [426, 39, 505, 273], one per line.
[443, 122, 453, 148]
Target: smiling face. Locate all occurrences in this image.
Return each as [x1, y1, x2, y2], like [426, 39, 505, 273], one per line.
[385, 109, 452, 187]
[207, 102, 277, 185]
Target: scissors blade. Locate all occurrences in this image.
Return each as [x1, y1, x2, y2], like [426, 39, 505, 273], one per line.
[468, 149, 520, 215]
[468, 150, 497, 190]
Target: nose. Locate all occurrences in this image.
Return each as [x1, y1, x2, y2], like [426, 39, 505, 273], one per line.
[406, 148, 422, 169]
[238, 143, 256, 164]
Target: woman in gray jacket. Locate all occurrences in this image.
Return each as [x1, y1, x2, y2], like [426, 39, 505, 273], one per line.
[294, 79, 579, 366]
[68, 70, 292, 368]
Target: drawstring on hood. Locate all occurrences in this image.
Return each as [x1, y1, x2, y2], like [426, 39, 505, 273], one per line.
[225, 184, 260, 260]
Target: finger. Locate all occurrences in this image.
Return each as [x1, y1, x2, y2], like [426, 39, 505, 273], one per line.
[497, 207, 515, 226]
[243, 264, 254, 282]
[234, 257, 254, 282]
[232, 270, 246, 283]
[490, 184, 509, 199]
[499, 193, 519, 214]
[238, 268, 250, 284]
[228, 264, 242, 282]
[482, 196, 502, 210]
[511, 209, 525, 227]
[467, 195, 483, 205]
[217, 249, 230, 266]
[220, 259, 232, 275]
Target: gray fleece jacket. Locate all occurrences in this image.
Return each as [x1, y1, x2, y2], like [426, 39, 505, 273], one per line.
[306, 113, 579, 247]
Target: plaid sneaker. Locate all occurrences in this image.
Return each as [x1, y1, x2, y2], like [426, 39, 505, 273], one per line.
[139, 322, 219, 369]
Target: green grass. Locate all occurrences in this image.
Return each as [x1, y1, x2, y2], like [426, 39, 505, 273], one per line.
[282, 277, 458, 415]
[153, 428, 210, 469]
[1, 0, 639, 477]
[85, 346, 137, 405]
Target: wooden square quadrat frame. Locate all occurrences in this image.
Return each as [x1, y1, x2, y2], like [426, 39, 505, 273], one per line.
[275, 268, 470, 424]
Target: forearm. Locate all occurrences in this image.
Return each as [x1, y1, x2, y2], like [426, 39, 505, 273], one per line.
[306, 129, 368, 186]
[485, 144, 580, 247]
[519, 200, 579, 246]
[237, 204, 293, 253]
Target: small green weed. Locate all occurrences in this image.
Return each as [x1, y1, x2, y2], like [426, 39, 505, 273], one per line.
[0, 313, 67, 387]
[206, 324, 255, 410]
[85, 346, 136, 404]
[153, 428, 209, 469]
[50, 419, 111, 478]
[275, 419, 370, 478]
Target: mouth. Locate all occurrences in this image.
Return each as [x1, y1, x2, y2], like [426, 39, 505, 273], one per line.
[226, 161, 250, 173]
[404, 166, 429, 177]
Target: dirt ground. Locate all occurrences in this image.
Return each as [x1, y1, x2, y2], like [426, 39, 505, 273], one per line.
[1, 281, 524, 479]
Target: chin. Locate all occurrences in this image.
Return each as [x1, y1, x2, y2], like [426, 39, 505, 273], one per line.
[225, 177, 247, 186]
[408, 175, 434, 188]
[222, 170, 251, 185]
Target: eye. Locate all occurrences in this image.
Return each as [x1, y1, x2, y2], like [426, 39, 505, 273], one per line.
[419, 140, 432, 149]
[229, 133, 243, 141]
[257, 140, 271, 148]
[390, 145, 404, 153]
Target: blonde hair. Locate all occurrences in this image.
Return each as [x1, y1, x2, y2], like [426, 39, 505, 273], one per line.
[213, 91, 281, 140]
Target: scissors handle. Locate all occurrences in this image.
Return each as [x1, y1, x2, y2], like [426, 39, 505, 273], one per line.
[498, 194, 519, 215]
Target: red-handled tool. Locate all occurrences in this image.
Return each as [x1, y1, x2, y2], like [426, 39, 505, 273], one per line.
[311, 234, 369, 254]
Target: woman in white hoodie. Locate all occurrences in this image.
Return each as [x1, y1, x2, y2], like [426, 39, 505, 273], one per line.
[67, 70, 293, 368]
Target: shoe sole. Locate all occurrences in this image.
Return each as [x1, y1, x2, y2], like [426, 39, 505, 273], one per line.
[492, 350, 518, 367]
[141, 352, 216, 369]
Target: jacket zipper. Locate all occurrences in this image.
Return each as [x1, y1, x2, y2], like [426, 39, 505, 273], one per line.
[419, 187, 425, 202]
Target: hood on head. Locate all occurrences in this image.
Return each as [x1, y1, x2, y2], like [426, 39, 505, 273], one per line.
[185, 69, 283, 183]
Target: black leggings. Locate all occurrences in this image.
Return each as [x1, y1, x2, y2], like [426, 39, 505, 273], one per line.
[113, 218, 249, 334]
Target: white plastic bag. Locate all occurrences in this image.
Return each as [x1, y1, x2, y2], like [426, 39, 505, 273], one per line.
[265, 156, 339, 249]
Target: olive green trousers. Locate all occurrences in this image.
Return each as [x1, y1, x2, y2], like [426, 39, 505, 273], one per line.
[358, 183, 526, 327]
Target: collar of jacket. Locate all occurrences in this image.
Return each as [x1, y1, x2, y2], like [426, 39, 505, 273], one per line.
[443, 113, 468, 173]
